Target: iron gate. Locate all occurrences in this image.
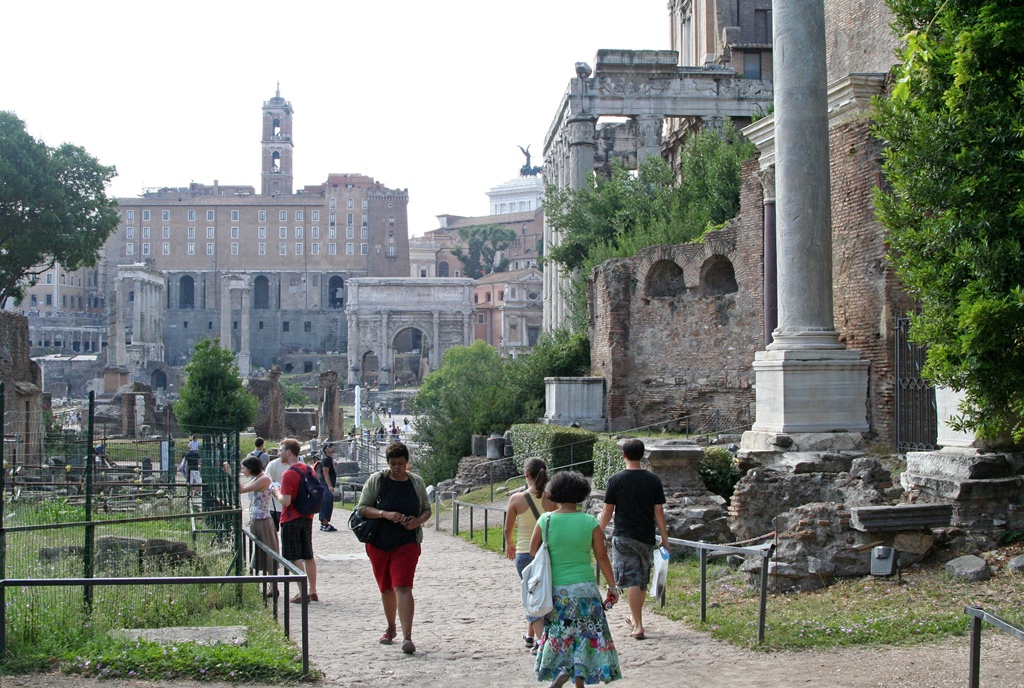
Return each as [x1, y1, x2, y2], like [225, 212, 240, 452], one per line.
[894, 315, 938, 452]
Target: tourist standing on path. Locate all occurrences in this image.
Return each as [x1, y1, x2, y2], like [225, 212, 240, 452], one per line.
[355, 441, 432, 654]
[503, 458, 556, 652]
[187, 435, 200, 452]
[271, 438, 319, 603]
[248, 437, 270, 469]
[317, 442, 339, 532]
[265, 448, 285, 531]
[598, 439, 669, 641]
[224, 455, 280, 596]
[532, 471, 621, 688]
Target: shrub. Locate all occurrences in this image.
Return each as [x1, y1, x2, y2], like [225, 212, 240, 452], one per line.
[700, 447, 742, 502]
[508, 424, 597, 476]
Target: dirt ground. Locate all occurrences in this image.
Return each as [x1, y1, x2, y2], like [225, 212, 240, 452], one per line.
[5, 508, 1023, 688]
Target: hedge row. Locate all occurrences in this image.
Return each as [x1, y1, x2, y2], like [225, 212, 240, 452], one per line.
[508, 424, 597, 476]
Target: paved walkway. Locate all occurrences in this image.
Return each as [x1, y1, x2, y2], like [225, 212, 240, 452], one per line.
[299, 509, 1024, 688]
[8, 507, 1024, 687]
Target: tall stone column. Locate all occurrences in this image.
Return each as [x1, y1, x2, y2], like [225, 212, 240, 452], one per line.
[238, 285, 251, 377]
[347, 313, 359, 387]
[742, 0, 868, 446]
[760, 166, 778, 347]
[114, 277, 126, 365]
[220, 278, 232, 352]
[635, 115, 662, 166]
[131, 277, 142, 345]
[380, 310, 390, 389]
[432, 310, 440, 371]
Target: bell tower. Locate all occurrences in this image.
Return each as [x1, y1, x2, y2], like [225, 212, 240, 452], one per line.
[261, 84, 294, 196]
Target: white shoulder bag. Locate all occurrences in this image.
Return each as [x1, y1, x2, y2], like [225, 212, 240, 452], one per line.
[520, 512, 553, 617]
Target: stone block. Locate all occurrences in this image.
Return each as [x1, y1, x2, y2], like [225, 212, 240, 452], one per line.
[893, 531, 935, 556]
[945, 555, 991, 582]
[848, 504, 953, 532]
[1008, 555, 1024, 574]
[905, 450, 1013, 480]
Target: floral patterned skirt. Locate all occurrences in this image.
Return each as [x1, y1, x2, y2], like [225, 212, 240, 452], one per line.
[535, 581, 622, 685]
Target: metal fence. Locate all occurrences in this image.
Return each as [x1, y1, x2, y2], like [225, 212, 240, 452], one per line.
[0, 384, 311, 674]
[965, 606, 1024, 688]
[895, 314, 938, 452]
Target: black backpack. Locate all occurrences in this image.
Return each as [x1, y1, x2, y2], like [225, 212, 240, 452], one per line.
[287, 464, 324, 515]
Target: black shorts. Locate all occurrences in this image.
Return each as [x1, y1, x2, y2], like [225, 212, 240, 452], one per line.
[280, 518, 314, 561]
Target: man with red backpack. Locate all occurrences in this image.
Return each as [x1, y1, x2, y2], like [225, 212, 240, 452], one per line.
[271, 437, 320, 603]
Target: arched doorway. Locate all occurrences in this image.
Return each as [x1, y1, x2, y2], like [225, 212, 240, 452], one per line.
[361, 350, 379, 388]
[328, 276, 344, 308]
[392, 327, 429, 387]
[151, 369, 168, 390]
[437, 261, 449, 277]
[254, 276, 270, 309]
[179, 275, 195, 309]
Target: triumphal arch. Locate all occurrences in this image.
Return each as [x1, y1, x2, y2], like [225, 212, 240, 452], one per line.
[345, 278, 475, 390]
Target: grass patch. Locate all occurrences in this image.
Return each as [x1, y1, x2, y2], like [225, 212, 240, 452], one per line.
[659, 554, 1024, 649]
[456, 525, 507, 555]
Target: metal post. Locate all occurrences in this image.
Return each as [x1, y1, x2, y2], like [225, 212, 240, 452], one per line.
[0, 381, 6, 657]
[484, 509, 489, 544]
[300, 579, 310, 677]
[969, 612, 982, 688]
[469, 505, 474, 539]
[84, 391, 96, 608]
[699, 547, 708, 623]
[758, 551, 771, 644]
[434, 490, 440, 531]
[233, 431, 243, 603]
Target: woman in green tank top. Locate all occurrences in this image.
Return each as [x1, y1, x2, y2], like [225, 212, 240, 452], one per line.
[530, 471, 622, 687]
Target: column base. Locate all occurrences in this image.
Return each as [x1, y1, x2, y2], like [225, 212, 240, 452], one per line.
[236, 352, 251, 379]
[750, 346, 869, 433]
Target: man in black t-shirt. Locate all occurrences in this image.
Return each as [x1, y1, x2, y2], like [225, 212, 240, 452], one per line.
[598, 438, 669, 640]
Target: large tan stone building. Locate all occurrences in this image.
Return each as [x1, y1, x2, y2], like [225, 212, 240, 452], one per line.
[96, 89, 411, 384]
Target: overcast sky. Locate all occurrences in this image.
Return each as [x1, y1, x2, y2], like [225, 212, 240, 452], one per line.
[2, 1, 668, 235]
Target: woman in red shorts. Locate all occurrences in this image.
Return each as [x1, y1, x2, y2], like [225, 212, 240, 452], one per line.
[355, 442, 432, 654]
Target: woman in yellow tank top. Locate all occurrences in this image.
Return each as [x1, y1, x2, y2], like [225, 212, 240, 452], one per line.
[503, 458, 556, 651]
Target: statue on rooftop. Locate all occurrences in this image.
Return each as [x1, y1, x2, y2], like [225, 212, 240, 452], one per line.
[518, 145, 543, 177]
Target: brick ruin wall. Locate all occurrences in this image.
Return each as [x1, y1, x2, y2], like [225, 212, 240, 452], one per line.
[589, 159, 765, 432]
[590, 120, 913, 445]
[0, 311, 45, 464]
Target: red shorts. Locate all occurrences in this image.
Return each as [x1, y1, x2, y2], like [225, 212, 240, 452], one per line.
[366, 542, 421, 591]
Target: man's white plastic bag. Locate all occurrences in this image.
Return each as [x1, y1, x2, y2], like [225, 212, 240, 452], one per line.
[650, 547, 669, 607]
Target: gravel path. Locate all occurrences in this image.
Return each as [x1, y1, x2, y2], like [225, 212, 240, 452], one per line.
[6, 507, 1024, 687]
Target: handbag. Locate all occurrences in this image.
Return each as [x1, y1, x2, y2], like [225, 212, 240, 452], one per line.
[348, 510, 380, 543]
[650, 546, 669, 607]
[520, 512, 553, 617]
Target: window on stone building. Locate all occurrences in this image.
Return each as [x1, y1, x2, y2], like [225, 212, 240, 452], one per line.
[231, 243, 238, 255]
[258, 321, 263, 330]
[208, 321, 213, 330]
[329, 198, 337, 209]
[142, 226, 150, 239]
[362, 214, 368, 226]
[486, 293, 491, 302]
[126, 210, 135, 220]
[346, 242, 354, 255]
[231, 210, 239, 221]
[311, 243, 320, 255]
[346, 213, 354, 226]
[329, 226, 337, 238]
[143, 210, 151, 221]
[347, 226, 354, 239]
[304, 321, 312, 333]
[280, 243, 287, 255]
[45, 294, 52, 306]
[362, 199, 368, 209]
[126, 243, 134, 255]
[188, 243, 195, 255]
[206, 210, 214, 221]
[474, 294, 479, 303]
[312, 210, 320, 221]
[295, 242, 303, 255]
[279, 210, 287, 221]
[361, 243, 368, 254]
[142, 243, 150, 255]
[259, 226, 267, 238]
[744, 51, 762, 80]
[329, 243, 337, 255]
[477, 314, 485, 324]
[754, 9, 772, 44]
[126, 227, 134, 238]
[259, 210, 267, 221]
[388, 216, 395, 226]
[283, 321, 290, 332]
[206, 243, 214, 255]
[330, 213, 336, 226]
[258, 243, 266, 255]
[163, 226, 170, 238]
[188, 227, 196, 239]
[162, 243, 170, 255]
[162, 210, 172, 221]
[231, 226, 239, 238]
[207, 227, 214, 239]
[438, 262, 449, 277]
[188, 210, 196, 221]
[296, 227, 304, 238]
[296, 210, 304, 221]
[280, 227, 287, 239]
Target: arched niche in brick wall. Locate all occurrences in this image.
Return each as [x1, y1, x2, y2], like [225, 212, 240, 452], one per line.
[645, 259, 686, 297]
[700, 255, 738, 295]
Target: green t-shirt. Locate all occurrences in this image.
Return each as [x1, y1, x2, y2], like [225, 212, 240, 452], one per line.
[538, 511, 598, 586]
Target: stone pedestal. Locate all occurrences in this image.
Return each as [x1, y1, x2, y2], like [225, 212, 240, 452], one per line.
[543, 377, 606, 431]
[645, 440, 710, 497]
[902, 388, 1024, 536]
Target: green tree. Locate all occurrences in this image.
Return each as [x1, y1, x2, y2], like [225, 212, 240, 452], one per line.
[413, 341, 512, 484]
[503, 329, 591, 419]
[173, 338, 258, 434]
[450, 224, 517, 279]
[0, 111, 120, 304]
[543, 122, 755, 328]
[874, 0, 1024, 440]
